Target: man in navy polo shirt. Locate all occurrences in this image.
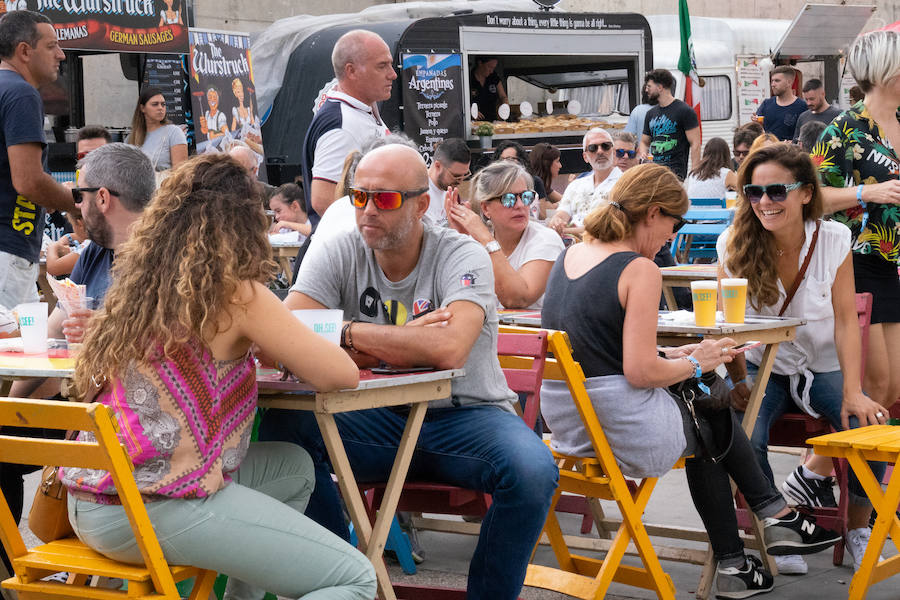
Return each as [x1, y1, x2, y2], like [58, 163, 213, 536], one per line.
[302, 29, 394, 229]
[755, 65, 807, 141]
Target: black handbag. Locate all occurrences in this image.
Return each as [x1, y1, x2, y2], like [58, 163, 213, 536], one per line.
[669, 372, 734, 463]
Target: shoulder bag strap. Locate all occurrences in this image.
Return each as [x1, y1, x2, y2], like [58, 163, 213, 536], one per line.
[778, 219, 821, 317]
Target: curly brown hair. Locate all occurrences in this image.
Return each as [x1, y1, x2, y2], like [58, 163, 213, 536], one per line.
[583, 163, 688, 243]
[74, 154, 277, 398]
[725, 143, 823, 310]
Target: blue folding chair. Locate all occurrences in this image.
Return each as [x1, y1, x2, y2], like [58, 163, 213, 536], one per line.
[671, 222, 730, 264]
[689, 197, 727, 207]
[683, 208, 734, 223]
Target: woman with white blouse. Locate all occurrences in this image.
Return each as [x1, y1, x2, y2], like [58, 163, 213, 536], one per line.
[445, 160, 563, 310]
[718, 142, 886, 575]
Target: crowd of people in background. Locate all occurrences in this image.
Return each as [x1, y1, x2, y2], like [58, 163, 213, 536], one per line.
[1, 7, 899, 600]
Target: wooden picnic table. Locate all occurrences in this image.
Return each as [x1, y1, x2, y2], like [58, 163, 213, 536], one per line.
[270, 240, 303, 285]
[257, 368, 464, 600]
[659, 264, 718, 311]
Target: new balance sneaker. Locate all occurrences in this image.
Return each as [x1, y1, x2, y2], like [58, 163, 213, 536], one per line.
[846, 527, 885, 571]
[774, 554, 808, 575]
[782, 466, 837, 508]
[763, 511, 842, 556]
[715, 555, 774, 599]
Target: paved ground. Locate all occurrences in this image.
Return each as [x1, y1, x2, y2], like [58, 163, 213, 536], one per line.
[16, 450, 898, 600]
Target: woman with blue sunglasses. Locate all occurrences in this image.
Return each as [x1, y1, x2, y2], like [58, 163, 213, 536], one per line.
[718, 142, 887, 575]
[445, 160, 563, 309]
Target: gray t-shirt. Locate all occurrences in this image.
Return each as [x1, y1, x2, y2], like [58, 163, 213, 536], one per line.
[136, 124, 186, 171]
[793, 105, 842, 141]
[292, 224, 517, 410]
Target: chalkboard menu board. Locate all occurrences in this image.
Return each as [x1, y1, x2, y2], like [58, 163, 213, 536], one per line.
[401, 53, 465, 165]
[141, 54, 192, 145]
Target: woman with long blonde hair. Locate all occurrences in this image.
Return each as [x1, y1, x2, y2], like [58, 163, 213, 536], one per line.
[63, 154, 375, 600]
[719, 142, 886, 574]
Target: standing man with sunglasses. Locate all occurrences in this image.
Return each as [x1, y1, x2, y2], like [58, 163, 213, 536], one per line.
[640, 68, 700, 180]
[0, 10, 73, 309]
[547, 127, 622, 236]
[263, 142, 558, 600]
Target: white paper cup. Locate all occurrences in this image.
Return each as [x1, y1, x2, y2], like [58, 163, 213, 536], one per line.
[292, 309, 343, 345]
[16, 302, 48, 354]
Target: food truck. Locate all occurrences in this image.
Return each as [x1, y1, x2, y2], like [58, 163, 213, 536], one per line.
[254, 0, 653, 182]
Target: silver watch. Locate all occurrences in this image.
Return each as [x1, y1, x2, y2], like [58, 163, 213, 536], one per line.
[484, 240, 502, 254]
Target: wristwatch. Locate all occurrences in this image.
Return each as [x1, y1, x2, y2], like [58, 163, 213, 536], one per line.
[484, 240, 502, 254]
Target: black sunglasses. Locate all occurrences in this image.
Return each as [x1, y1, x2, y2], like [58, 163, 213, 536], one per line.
[615, 148, 637, 159]
[493, 190, 537, 208]
[71, 186, 120, 204]
[660, 209, 687, 233]
[742, 182, 804, 204]
[586, 142, 613, 153]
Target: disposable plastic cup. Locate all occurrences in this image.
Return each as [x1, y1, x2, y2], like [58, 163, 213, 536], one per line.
[17, 302, 48, 354]
[59, 296, 95, 356]
[690, 281, 718, 328]
[721, 278, 748, 324]
[292, 309, 343, 345]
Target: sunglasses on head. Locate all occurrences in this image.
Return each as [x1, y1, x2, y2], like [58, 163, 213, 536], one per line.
[742, 182, 805, 204]
[493, 190, 537, 208]
[659, 209, 687, 233]
[349, 187, 428, 210]
[615, 148, 636, 159]
[71, 186, 120, 204]
[586, 142, 613, 153]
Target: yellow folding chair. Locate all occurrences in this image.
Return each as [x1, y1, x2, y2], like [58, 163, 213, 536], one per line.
[0, 398, 217, 599]
[500, 327, 679, 600]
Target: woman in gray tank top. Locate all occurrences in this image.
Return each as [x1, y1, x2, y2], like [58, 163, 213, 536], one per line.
[540, 163, 841, 600]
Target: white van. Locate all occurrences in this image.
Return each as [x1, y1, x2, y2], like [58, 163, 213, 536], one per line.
[646, 3, 875, 149]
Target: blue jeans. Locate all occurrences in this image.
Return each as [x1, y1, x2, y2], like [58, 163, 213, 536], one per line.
[745, 363, 885, 507]
[259, 405, 559, 600]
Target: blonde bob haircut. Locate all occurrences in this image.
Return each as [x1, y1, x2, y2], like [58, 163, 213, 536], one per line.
[469, 160, 533, 217]
[847, 30, 900, 94]
[583, 162, 688, 243]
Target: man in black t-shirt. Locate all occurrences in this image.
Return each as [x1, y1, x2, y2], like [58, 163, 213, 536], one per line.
[0, 10, 73, 309]
[792, 78, 841, 143]
[640, 69, 700, 180]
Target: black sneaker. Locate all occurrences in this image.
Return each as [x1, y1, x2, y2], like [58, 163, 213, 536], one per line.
[715, 555, 774, 599]
[781, 466, 837, 508]
[763, 512, 842, 556]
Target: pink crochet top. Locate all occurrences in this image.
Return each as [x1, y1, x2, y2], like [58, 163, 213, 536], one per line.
[62, 342, 257, 504]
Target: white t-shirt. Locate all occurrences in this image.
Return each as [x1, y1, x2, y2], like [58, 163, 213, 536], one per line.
[557, 167, 623, 226]
[503, 221, 565, 310]
[685, 167, 731, 200]
[717, 219, 851, 375]
[299, 196, 358, 279]
[426, 177, 446, 226]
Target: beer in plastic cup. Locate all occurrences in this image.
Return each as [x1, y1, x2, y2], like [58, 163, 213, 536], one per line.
[721, 278, 748, 324]
[725, 191, 737, 209]
[690, 281, 718, 327]
[291, 309, 343, 345]
[16, 302, 48, 354]
[59, 296, 96, 355]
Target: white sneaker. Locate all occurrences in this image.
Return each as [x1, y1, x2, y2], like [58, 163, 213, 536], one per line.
[846, 527, 885, 571]
[774, 554, 808, 575]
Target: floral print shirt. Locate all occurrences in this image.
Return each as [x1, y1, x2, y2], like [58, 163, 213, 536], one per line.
[813, 101, 900, 263]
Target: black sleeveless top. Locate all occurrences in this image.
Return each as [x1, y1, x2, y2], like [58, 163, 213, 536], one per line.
[541, 250, 641, 378]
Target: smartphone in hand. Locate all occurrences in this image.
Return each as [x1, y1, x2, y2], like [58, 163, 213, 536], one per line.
[731, 341, 761, 353]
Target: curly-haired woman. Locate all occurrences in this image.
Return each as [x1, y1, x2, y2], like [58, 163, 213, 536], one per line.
[62, 154, 375, 600]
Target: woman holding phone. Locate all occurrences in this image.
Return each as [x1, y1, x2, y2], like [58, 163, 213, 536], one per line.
[718, 142, 887, 574]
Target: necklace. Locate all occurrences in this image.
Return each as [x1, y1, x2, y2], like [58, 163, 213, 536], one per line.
[775, 237, 805, 257]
